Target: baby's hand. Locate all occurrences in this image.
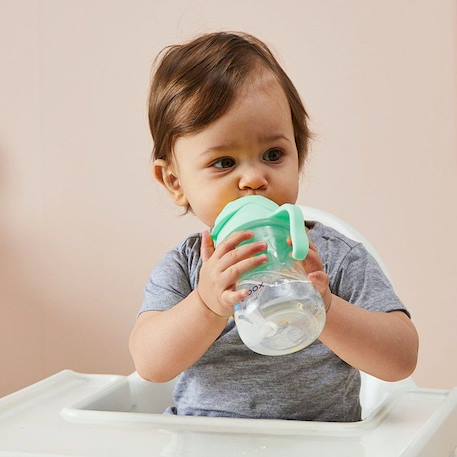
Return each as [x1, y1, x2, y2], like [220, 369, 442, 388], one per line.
[197, 230, 268, 318]
[287, 237, 332, 312]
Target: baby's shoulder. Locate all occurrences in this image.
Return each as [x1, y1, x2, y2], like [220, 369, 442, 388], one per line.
[308, 220, 361, 252]
[175, 232, 202, 255]
[306, 220, 368, 280]
[173, 233, 203, 287]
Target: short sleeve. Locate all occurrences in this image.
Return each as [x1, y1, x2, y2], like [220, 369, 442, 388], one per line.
[334, 243, 411, 318]
[137, 248, 192, 317]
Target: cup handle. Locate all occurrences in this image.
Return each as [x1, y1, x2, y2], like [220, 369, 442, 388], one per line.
[272, 204, 309, 260]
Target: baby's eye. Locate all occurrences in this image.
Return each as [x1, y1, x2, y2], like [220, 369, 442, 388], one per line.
[264, 148, 283, 161]
[212, 157, 236, 170]
[211, 149, 284, 170]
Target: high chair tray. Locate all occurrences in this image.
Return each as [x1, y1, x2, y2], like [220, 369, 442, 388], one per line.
[1, 369, 456, 457]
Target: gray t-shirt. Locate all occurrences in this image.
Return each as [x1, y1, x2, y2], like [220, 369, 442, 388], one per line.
[138, 220, 410, 422]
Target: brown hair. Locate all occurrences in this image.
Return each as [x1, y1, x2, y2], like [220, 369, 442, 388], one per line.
[148, 31, 315, 215]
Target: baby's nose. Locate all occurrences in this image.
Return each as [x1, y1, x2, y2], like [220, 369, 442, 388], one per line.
[239, 170, 268, 191]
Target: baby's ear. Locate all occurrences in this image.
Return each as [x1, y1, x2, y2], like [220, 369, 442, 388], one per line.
[152, 159, 188, 207]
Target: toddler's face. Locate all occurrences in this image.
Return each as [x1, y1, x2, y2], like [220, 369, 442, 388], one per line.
[155, 69, 300, 228]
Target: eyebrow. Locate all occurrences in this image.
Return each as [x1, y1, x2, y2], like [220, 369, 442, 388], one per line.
[200, 134, 290, 156]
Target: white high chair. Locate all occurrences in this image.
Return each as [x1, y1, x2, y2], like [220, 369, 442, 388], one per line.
[1, 206, 456, 457]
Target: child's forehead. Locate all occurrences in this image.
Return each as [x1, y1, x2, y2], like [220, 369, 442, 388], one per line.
[174, 98, 293, 156]
[173, 68, 294, 154]
[206, 77, 290, 127]
[200, 132, 291, 155]
[203, 96, 293, 141]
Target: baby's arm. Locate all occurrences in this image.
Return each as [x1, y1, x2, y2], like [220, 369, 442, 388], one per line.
[129, 290, 228, 382]
[319, 296, 418, 381]
[301, 241, 418, 381]
[129, 230, 268, 382]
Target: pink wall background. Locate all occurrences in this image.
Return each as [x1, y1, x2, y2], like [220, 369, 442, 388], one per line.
[1, 0, 456, 397]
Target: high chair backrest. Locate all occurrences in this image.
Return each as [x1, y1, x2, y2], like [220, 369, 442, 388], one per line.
[298, 205, 417, 418]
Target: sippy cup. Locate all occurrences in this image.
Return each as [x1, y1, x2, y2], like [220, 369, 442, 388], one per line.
[210, 195, 326, 356]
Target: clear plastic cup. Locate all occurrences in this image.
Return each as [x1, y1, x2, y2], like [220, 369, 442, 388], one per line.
[233, 224, 326, 356]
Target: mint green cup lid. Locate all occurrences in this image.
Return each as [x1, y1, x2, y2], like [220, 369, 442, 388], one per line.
[210, 196, 309, 260]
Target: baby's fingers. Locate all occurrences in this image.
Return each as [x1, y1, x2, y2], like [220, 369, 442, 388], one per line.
[215, 231, 254, 259]
[218, 240, 267, 272]
[220, 288, 249, 308]
[221, 253, 268, 286]
[308, 270, 327, 283]
[200, 230, 215, 262]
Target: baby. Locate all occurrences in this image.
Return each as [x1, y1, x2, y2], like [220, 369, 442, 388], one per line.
[129, 31, 419, 422]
